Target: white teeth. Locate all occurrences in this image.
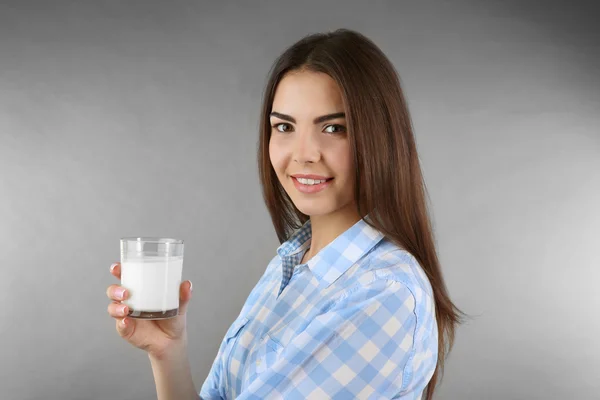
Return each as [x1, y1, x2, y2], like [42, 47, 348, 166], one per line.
[297, 178, 327, 185]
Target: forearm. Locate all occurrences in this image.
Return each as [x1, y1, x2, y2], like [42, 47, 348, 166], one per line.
[148, 340, 200, 400]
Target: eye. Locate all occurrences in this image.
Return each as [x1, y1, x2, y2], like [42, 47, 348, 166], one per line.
[272, 123, 293, 133]
[324, 124, 346, 134]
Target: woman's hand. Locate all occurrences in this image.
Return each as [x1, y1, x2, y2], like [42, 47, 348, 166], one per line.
[106, 262, 193, 359]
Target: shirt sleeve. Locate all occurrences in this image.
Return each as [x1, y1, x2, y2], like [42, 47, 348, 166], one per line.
[198, 334, 227, 400]
[200, 257, 280, 399]
[236, 278, 435, 400]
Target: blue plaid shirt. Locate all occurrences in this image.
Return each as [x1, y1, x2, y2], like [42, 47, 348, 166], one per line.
[200, 218, 438, 399]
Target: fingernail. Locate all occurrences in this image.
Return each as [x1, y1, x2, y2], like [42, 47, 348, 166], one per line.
[115, 287, 126, 299]
[189, 280, 193, 292]
[119, 305, 127, 316]
[110, 263, 118, 272]
[121, 318, 127, 327]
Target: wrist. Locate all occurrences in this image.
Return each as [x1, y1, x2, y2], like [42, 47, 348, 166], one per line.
[147, 336, 198, 400]
[148, 337, 188, 364]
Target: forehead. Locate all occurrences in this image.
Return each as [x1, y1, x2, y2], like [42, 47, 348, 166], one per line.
[272, 70, 344, 115]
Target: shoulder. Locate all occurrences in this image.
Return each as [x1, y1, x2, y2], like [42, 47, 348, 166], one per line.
[327, 240, 439, 393]
[346, 239, 434, 301]
[337, 239, 438, 339]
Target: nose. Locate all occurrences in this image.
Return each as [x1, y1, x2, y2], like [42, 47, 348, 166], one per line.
[293, 130, 321, 164]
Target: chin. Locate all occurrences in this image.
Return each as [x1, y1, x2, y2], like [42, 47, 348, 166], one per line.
[293, 201, 338, 217]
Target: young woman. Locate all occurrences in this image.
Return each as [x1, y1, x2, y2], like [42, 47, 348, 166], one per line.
[106, 29, 463, 400]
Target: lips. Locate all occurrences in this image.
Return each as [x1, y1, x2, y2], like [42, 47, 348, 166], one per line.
[291, 176, 333, 194]
[290, 174, 333, 180]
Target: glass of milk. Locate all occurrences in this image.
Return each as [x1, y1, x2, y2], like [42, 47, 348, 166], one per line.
[120, 237, 184, 320]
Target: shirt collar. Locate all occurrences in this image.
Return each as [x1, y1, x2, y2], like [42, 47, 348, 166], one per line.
[276, 216, 385, 288]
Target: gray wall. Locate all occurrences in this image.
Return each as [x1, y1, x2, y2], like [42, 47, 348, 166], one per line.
[1, 1, 598, 399]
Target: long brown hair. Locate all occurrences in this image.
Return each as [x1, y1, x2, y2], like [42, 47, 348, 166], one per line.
[257, 28, 465, 399]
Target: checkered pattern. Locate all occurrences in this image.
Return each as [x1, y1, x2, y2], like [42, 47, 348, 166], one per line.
[200, 218, 438, 399]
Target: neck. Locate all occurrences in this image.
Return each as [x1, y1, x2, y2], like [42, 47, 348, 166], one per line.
[304, 202, 361, 260]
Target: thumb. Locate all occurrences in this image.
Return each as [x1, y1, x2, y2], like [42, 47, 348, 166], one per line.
[178, 280, 193, 316]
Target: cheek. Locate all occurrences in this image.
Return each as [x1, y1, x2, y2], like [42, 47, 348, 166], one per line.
[268, 140, 276, 166]
[329, 145, 354, 177]
[269, 141, 284, 174]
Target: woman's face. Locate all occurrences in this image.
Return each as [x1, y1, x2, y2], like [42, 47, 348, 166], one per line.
[269, 70, 355, 218]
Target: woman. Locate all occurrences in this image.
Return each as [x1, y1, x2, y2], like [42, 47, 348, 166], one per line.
[106, 29, 463, 399]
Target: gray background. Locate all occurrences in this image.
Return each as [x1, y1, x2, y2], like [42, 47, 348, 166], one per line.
[1, 1, 598, 399]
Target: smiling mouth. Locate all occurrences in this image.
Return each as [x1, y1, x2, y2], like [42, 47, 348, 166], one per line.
[291, 176, 334, 193]
[293, 177, 334, 185]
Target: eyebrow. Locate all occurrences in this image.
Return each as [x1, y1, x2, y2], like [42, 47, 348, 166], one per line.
[270, 111, 346, 124]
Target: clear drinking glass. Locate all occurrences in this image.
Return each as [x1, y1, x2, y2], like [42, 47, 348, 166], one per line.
[120, 237, 184, 319]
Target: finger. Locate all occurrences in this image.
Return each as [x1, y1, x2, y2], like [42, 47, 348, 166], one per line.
[116, 316, 136, 340]
[178, 280, 193, 316]
[107, 301, 130, 318]
[110, 262, 121, 280]
[106, 284, 129, 301]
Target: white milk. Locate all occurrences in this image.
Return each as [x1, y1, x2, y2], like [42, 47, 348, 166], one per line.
[121, 256, 183, 312]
